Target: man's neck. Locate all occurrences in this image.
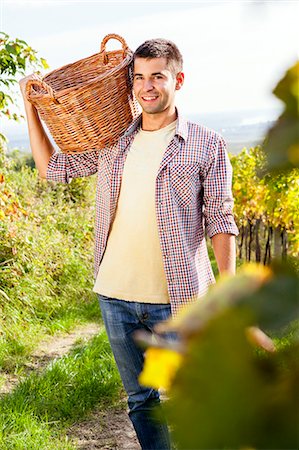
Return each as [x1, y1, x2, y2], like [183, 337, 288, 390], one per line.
[141, 108, 177, 131]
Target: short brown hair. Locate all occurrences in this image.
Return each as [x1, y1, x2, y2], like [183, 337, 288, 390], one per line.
[133, 38, 183, 75]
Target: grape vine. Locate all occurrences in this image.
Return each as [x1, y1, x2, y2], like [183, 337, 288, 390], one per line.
[231, 146, 299, 262]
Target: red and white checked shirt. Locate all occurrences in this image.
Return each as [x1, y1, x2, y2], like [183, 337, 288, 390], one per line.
[47, 111, 238, 316]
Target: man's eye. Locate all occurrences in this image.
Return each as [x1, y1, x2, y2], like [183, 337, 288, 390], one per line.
[134, 76, 142, 80]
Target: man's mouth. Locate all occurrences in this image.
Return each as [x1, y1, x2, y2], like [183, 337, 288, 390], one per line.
[141, 95, 159, 102]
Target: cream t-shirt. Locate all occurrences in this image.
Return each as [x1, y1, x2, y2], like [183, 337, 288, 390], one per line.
[93, 120, 177, 303]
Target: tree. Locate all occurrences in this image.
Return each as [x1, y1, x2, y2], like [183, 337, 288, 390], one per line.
[0, 32, 49, 148]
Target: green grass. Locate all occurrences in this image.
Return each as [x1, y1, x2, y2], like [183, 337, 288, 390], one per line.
[0, 330, 122, 449]
[0, 294, 101, 375]
[0, 161, 100, 372]
[0, 159, 121, 448]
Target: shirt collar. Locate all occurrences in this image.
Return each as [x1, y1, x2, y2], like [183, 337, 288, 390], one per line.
[175, 109, 188, 141]
[121, 108, 189, 142]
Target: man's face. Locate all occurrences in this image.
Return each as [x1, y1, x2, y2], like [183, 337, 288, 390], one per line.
[133, 57, 184, 115]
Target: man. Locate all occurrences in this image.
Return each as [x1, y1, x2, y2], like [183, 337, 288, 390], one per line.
[20, 38, 238, 450]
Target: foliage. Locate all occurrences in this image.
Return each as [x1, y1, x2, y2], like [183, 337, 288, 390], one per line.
[0, 158, 99, 371]
[0, 32, 49, 147]
[7, 149, 36, 170]
[169, 303, 298, 449]
[230, 62, 299, 263]
[140, 263, 299, 449]
[231, 146, 299, 260]
[263, 61, 299, 171]
[139, 348, 183, 391]
[231, 146, 267, 226]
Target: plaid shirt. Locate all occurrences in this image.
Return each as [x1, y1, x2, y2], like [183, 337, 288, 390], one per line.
[47, 111, 238, 316]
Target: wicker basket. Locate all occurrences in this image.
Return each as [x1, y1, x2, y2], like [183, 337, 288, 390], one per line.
[26, 34, 140, 154]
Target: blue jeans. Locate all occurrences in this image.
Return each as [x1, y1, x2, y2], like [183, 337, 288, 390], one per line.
[98, 295, 175, 450]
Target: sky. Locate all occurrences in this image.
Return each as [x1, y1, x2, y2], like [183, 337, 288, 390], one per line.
[0, 0, 298, 132]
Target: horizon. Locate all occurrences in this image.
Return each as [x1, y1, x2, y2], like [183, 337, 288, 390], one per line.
[3, 106, 280, 155]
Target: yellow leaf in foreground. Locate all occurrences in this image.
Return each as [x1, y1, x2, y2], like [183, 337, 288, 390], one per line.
[139, 347, 183, 391]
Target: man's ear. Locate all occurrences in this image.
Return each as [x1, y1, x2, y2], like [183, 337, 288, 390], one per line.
[175, 72, 184, 91]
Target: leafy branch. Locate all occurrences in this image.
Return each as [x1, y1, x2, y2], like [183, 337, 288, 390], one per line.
[0, 31, 49, 123]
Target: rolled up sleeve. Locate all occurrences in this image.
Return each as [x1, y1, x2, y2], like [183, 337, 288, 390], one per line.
[203, 136, 239, 238]
[46, 150, 100, 183]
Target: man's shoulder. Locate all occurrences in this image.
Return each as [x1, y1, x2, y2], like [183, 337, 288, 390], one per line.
[184, 118, 225, 145]
[176, 116, 228, 163]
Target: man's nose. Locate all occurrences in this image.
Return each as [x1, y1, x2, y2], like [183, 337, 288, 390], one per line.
[143, 79, 154, 91]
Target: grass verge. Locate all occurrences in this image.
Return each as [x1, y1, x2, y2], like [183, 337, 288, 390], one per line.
[0, 329, 121, 449]
[0, 162, 100, 373]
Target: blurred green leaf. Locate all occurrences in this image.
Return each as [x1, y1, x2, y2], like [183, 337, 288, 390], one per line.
[170, 263, 298, 340]
[263, 117, 299, 171]
[263, 61, 299, 172]
[5, 44, 16, 55]
[274, 62, 299, 117]
[169, 310, 299, 450]
[41, 58, 49, 69]
[0, 132, 8, 143]
[243, 261, 299, 335]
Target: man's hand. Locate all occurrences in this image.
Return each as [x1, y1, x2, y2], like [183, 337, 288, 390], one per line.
[211, 233, 236, 276]
[19, 72, 41, 104]
[19, 72, 54, 178]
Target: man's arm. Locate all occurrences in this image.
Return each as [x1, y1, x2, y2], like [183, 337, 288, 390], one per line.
[202, 134, 239, 274]
[19, 74, 54, 178]
[211, 233, 236, 276]
[19, 74, 100, 183]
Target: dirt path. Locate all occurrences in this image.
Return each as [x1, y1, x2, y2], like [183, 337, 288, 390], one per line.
[0, 322, 102, 395]
[69, 402, 140, 450]
[0, 322, 140, 449]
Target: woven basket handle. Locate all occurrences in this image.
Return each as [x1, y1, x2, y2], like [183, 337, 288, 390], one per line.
[26, 77, 60, 104]
[100, 34, 129, 64]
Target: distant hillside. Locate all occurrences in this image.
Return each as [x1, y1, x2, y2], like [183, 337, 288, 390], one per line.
[187, 108, 280, 153]
[3, 107, 281, 155]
